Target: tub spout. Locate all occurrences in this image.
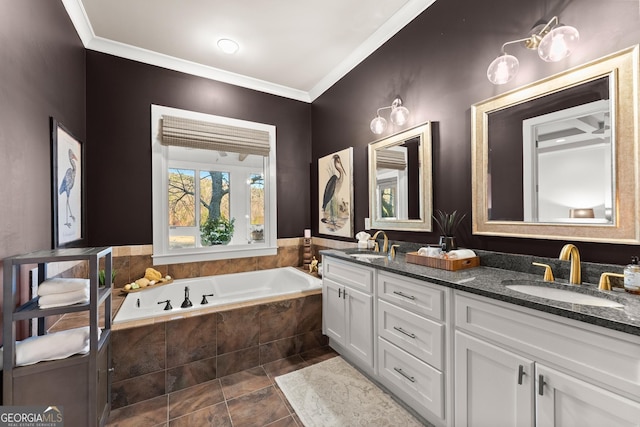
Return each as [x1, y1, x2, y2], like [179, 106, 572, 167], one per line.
[182, 286, 193, 308]
[201, 293, 214, 304]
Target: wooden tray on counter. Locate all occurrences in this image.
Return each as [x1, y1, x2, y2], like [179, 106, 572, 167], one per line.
[405, 252, 479, 271]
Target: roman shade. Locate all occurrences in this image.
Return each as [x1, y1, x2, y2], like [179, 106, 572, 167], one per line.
[161, 115, 271, 156]
[376, 149, 406, 170]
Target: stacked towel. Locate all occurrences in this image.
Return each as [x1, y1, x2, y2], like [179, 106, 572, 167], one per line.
[38, 278, 90, 309]
[0, 326, 101, 370]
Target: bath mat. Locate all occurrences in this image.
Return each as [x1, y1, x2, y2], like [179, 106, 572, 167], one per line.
[275, 356, 426, 427]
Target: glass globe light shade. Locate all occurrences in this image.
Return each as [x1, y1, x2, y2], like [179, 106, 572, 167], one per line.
[487, 54, 519, 85]
[390, 105, 410, 126]
[370, 116, 387, 134]
[538, 25, 579, 62]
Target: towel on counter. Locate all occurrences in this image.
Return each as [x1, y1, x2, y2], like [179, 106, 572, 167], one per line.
[38, 278, 89, 296]
[0, 326, 101, 370]
[446, 249, 477, 259]
[38, 288, 89, 309]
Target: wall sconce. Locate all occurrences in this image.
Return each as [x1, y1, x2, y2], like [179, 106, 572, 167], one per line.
[487, 16, 579, 85]
[370, 96, 410, 134]
[570, 208, 595, 219]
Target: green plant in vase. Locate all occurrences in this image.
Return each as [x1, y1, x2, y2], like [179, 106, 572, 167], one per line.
[433, 209, 466, 252]
[200, 216, 235, 245]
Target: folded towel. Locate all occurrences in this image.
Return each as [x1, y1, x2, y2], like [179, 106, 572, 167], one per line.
[0, 326, 101, 370]
[38, 288, 89, 309]
[38, 278, 89, 296]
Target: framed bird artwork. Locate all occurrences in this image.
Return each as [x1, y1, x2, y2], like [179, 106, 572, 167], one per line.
[318, 147, 354, 238]
[51, 117, 85, 248]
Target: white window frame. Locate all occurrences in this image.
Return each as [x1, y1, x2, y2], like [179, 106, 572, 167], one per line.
[151, 105, 277, 265]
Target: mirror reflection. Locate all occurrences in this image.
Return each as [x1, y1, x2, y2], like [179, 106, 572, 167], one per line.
[487, 76, 612, 224]
[369, 123, 433, 232]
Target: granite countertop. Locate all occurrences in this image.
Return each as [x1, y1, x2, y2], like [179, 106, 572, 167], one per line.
[321, 249, 640, 337]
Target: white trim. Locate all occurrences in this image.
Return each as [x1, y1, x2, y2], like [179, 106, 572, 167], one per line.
[62, 0, 437, 102]
[151, 105, 277, 265]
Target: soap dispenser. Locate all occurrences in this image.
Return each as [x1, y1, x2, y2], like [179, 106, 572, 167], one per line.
[623, 256, 640, 294]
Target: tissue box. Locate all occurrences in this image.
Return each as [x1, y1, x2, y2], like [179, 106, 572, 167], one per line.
[405, 252, 480, 271]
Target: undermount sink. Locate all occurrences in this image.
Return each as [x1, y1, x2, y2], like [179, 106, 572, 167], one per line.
[504, 281, 624, 308]
[349, 253, 386, 260]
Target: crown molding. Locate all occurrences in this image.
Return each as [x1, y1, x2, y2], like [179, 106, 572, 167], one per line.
[62, 0, 436, 103]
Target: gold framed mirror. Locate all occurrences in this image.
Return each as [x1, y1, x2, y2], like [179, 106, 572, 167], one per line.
[472, 45, 639, 243]
[368, 122, 433, 232]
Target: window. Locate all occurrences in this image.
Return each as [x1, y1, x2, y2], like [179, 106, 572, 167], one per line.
[151, 105, 277, 264]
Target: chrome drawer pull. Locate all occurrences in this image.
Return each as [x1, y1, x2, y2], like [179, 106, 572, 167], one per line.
[394, 367, 416, 383]
[393, 326, 417, 339]
[393, 290, 416, 300]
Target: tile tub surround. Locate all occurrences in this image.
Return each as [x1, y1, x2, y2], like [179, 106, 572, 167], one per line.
[322, 249, 640, 336]
[110, 292, 326, 410]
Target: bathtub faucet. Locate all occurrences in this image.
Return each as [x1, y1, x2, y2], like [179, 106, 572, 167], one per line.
[201, 293, 214, 305]
[182, 286, 193, 308]
[158, 300, 172, 310]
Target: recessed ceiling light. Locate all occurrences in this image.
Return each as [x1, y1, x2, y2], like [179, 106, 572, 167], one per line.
[217, 38, 239, 54]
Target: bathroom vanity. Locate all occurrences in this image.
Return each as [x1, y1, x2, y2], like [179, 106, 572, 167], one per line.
[321, 249, 640, 427]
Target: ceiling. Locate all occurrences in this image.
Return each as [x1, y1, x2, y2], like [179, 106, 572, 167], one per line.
[62, 0, 437, 103]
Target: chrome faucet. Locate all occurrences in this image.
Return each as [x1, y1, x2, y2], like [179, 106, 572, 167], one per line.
[559, 244, 581, 285]
[370, 230, 389, 253]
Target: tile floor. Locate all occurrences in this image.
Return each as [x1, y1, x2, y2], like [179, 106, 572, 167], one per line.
[106, 346, 338, 427]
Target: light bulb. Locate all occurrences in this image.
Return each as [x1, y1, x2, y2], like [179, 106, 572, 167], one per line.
[487, 53, 519, 85]
[390, 105, 409, 126]
[538, 25, 579, 62]
[370, 116, 387, 134]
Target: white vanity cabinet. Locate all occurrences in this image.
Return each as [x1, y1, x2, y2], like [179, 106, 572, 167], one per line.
[322, 257, 375, 371]
[454, 291, 640, 427]
[376, 271, 448, 425]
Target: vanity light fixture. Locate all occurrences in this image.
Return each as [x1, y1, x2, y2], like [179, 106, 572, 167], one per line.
[370, 96, 410, 134]
[487, 16, 579, 85]
[217, 38, 240, 54]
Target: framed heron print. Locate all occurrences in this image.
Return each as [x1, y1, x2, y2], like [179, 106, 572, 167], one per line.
[51, 118, 85, 248]
[318, 147, 353, 238]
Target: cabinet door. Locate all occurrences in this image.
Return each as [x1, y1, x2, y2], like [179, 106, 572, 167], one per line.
[345, 286, 374, 368]
[323, 278, 346, 345]
[536, 364, 640, 427]
[455, 332, 534, 427]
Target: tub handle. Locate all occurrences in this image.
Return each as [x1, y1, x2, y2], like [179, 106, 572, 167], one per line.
[201, 294, 214, 304]
[158, 300, 172, 310]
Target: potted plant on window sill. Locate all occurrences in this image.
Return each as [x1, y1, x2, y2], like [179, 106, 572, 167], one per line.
[200, 216, 235, 246]
[433, 209, 466, 252]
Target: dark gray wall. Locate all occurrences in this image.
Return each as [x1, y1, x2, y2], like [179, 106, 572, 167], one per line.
[311, 0, 640, 264]
[0, 0, 86, 259]
[85, 52, 312, 245]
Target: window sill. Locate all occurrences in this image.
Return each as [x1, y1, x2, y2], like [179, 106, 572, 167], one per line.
[152, 244, 278, 265]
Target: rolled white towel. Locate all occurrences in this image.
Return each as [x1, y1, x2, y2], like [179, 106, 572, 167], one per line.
[446, 249, 477, 259]
[0, 326, 101, 369]
[38, 278, 89, 296]
[38, 288, 89, 309]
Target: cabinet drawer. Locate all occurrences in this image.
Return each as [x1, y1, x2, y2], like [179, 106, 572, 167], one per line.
[378, 299, 443, 369]
[378, 337, 444, 420]
[324, 257, 373, 293]
[378, 271, 444, 320]
[455, 291, 640, 399]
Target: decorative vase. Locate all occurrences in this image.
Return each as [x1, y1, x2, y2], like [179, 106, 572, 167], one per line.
[439, 236, 457, 252]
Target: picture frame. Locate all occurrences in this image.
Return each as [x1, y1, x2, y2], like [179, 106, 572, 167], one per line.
[51, 118, 85, 248]
[318, 147, 354, 238]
